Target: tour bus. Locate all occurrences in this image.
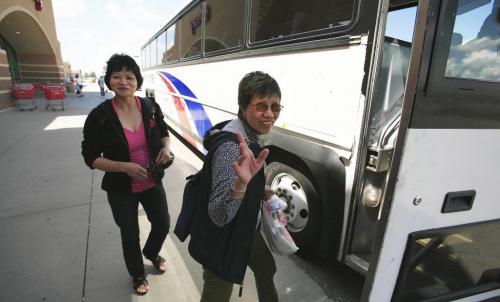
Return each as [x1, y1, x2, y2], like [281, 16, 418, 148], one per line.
[140, 0, 500, 300]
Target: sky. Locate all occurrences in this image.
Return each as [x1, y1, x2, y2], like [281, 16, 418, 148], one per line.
[52, 0, 186, 75]
[386, 2, 494, 42]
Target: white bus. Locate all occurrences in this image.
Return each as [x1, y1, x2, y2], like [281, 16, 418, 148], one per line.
[141, 0, 500, 300]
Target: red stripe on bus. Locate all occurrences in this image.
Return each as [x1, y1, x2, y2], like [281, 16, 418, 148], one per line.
[159, 74, 197, 146]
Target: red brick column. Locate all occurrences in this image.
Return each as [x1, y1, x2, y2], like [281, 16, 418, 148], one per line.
[0, 50, 15, 110]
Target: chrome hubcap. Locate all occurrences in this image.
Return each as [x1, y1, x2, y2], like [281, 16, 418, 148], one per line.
[271, 172, 309, 232]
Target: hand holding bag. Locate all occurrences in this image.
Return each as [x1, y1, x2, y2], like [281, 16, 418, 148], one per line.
[143, 97, 174, 181]
[260, 194, 299, 255]
[147, 152, 174, 182]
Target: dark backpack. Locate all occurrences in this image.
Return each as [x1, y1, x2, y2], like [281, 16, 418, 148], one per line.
[174, 131, 236, 242]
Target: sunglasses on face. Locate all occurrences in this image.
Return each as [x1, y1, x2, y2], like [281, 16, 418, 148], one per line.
[249, 102, 283, 113]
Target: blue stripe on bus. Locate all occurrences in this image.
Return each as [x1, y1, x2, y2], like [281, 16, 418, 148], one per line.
[158, 71, 213, 138]
[184, 99, 213, 138]
[160, 71, 197, 99]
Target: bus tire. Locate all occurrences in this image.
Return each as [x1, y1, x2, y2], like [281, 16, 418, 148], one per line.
[265, 162, 322, 255]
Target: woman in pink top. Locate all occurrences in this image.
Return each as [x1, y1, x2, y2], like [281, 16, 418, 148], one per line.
[82, 54, 171, 295]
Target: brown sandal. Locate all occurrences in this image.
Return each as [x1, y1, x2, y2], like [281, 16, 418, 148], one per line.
[150, 255, 167, 273]
[133, 276, 149, 295]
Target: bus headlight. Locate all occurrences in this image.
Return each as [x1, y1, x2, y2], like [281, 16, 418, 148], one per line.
[362, 184, 382, 208]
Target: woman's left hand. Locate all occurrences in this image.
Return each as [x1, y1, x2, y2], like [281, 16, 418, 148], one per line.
[232, 132, 269, 185]
[155, 146, 171, 164]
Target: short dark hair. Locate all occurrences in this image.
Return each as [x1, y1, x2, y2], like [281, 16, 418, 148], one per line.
[104, 54, 143, 90]
[238, 71, 281, 117]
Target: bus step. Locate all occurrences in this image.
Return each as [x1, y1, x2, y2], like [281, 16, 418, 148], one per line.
[345, 254, 370, 276]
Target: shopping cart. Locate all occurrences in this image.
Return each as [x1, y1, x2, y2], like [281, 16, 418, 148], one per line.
[13, 84, 36, 111]
[45, 86, 65, 111]
[32, 82, 47, 94]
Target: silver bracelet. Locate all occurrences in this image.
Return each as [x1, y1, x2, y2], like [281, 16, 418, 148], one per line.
[231, 180, 246, 193]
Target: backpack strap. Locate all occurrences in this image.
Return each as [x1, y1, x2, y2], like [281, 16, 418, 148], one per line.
[209, 132, 237, 152]
[142, 97, 156, 120]
[190, 132, 238, 192]
[97, 102, 108, 127]
[200, 131, 238, 194]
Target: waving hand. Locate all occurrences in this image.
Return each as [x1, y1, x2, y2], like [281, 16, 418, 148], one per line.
[231, 132, 269, 186]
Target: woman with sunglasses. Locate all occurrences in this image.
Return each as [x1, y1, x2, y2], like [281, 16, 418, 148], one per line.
[189, 71, 282, 301]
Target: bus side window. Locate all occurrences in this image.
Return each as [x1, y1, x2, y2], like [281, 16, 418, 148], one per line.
[180, 3, 202, 59]
[368, 6, 416, 147]
[204, 0, 245, 53]
[251, 0, 288, 41]
[158, 31, 167, 65]
[425, 0, 500, 103]
[166, 24, 180, 62]
[310, 0, 354, 29]
[443, 3, 500, 83]
[151, 38, 158, 66]
[250, 0, 355, 43]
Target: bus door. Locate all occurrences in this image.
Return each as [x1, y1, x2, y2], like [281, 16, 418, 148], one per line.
[362, 0, 500, 301]
[343, 0, 417, 276]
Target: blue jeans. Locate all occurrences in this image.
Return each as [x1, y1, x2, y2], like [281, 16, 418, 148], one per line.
[107, 185, 170, 278]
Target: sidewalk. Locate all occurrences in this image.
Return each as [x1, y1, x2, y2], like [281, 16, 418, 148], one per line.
[0, 85, 200, 302]
[0, 84, 346, 302]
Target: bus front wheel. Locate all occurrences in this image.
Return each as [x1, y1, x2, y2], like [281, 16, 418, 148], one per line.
[265, 162, 322, 254]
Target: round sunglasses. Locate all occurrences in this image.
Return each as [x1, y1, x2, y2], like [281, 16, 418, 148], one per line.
[248, 102, 283, 113]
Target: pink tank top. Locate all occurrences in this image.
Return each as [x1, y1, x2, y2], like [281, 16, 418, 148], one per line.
[113, 97, 156, 193]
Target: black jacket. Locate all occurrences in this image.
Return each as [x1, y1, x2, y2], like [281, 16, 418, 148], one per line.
[81, 97, 169, 193]
[188, 121, 265, 284]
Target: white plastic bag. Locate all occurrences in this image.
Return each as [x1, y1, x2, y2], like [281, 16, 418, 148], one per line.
[260, 194, 299, 255]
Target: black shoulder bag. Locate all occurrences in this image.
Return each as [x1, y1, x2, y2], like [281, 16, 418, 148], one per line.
[142, 97, 174, 177]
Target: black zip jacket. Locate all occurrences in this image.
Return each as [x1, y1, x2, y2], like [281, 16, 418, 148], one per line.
[81, 97, 169, 193]
[188, 121, 265, 284]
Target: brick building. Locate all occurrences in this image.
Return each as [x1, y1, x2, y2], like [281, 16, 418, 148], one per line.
[0, 0, 64, 109]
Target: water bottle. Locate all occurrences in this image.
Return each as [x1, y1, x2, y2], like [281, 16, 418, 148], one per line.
[268, 194, 287, 227]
